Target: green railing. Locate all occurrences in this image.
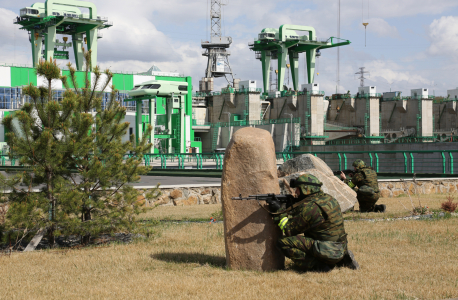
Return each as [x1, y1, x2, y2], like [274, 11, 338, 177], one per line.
[210, 118, 300, 128]
[275, 150, 458, 175]
[381, 95, 436, 101]
[143, 150, 458, 174]
[4, 150, 458, 174]
[143, 153, 224, 170]
[236, 88, 263, 94]
[192, 119, 211, 126]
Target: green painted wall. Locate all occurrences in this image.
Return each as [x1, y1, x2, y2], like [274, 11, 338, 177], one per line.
[112, 73, 134, 91]
[61, 70, 87, 89]
[10, 67, 37, 87]
[156, 76, 193, 116]
[6, 67, 198, 153]
[156, 97, 166, 114]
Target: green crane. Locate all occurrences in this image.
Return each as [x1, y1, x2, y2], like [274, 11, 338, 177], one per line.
[249, 24, 351, 93]
[14, 0, 112, 70]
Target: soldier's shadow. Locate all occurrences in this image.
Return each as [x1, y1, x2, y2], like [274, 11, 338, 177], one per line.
[150, 252, 226, 268]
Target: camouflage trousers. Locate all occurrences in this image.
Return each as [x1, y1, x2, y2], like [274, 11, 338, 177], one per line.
[277, 235, 348, 271]
[277, 235, 317, 270]
[357, 192, 380, 212]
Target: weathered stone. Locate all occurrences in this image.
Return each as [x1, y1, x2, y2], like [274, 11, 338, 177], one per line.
[170, 189, 183, 199]
[183, 189, 190, 198]
[424, 183, 435, 194]
[202, 195, 212, 204]
[277, 154, 357, 213]
[387, 183, 394, 190]
[449, 184, 456, 193]
[392, 190, 404, 197]
[154, 196, 170, 206]
[201, 189, 211, 195]
[380, 189, 392, 198]
[407, 183, 418, 195]
[136, 195, 146, 206]
[173, 195, 199, 206]
[278, 154, 333, 177]
[440, 185, 448, 193]
[212, 189, 221, 204]
[222, 127, 284, 271]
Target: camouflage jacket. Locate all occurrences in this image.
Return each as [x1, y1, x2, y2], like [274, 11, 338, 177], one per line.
[345, 167, 380, 192]
[282, 192, 347, 243]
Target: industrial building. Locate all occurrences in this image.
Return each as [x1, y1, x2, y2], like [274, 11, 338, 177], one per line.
[4, 0, 458, 157]
[0, 64, 200, 153]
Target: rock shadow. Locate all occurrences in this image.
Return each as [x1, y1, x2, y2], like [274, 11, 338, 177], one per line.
[151, 252, 226, 268]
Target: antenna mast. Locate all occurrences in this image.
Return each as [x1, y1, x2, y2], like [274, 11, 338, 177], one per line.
[355, 67, 370, 87]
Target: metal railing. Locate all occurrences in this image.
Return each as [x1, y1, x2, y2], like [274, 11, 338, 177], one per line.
[3, 150, 458, 174]
[276, 150, 458, 175]
[143, 153, 224, 170]
[211, 117, 300, 128]
[192, 119, 211, 126]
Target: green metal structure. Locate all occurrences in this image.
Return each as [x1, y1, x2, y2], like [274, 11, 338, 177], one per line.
[14, 0, 112, 70]
[248, 24, 350, 93]
[127, 80, 190, 154]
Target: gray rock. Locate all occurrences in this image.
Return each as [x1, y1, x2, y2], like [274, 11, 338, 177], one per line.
[278, 154, 333, 177]
[278, 154, 357, 212]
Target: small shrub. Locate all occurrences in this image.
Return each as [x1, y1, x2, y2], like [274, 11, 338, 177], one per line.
[441, 195, 458, 213]
[210, 209, 223, 221]
[412, 206, 428, 215]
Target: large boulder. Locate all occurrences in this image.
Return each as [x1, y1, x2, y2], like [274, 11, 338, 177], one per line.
[278, 154, 357, 212]
[221, 127, 284, 271]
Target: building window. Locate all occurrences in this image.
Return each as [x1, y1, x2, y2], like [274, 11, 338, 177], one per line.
[142, 84, 161, 89]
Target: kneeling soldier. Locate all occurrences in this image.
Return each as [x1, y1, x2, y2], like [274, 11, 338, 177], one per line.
[275, 174, 359, 272]
[340, 159, 385, 213]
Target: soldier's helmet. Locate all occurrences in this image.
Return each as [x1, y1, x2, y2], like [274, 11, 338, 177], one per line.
[295, 174, 323, 196]
[352, 159, 366, 169]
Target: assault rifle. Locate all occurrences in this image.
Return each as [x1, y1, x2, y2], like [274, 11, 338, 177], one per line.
[232, 193, 296, 213]
[333, 169, 354, 177]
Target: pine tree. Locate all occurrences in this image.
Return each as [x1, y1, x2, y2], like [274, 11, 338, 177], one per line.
[2, 52, 159, 247]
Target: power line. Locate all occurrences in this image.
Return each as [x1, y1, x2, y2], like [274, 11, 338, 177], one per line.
[355, 67, 370, 87]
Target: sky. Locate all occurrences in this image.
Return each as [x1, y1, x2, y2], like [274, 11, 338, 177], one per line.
[2, 0, 458, 96]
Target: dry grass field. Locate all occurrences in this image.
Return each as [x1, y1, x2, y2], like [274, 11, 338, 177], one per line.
[1, 194, 458, 300]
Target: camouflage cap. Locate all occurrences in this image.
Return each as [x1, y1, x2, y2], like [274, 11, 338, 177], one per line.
[295, 174, 323, 196]
[352, 159, 366, 169]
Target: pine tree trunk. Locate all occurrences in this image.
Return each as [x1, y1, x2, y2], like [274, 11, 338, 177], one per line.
[47, 170, 55, 247]
[81, 207, 91, 244]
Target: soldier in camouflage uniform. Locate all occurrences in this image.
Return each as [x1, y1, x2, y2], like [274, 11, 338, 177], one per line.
[275, 174, 359, 272]
[340, 159, 385, 213]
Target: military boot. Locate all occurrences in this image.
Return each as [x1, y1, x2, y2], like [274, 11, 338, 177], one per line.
[374, 204, 386, 213]
[335, 250, 360, 270]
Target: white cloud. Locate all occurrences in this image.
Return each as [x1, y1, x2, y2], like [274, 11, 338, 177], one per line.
[427, 16, 458, 59]
[365, 18, 400, 38]
[3, 0, 458, 95]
